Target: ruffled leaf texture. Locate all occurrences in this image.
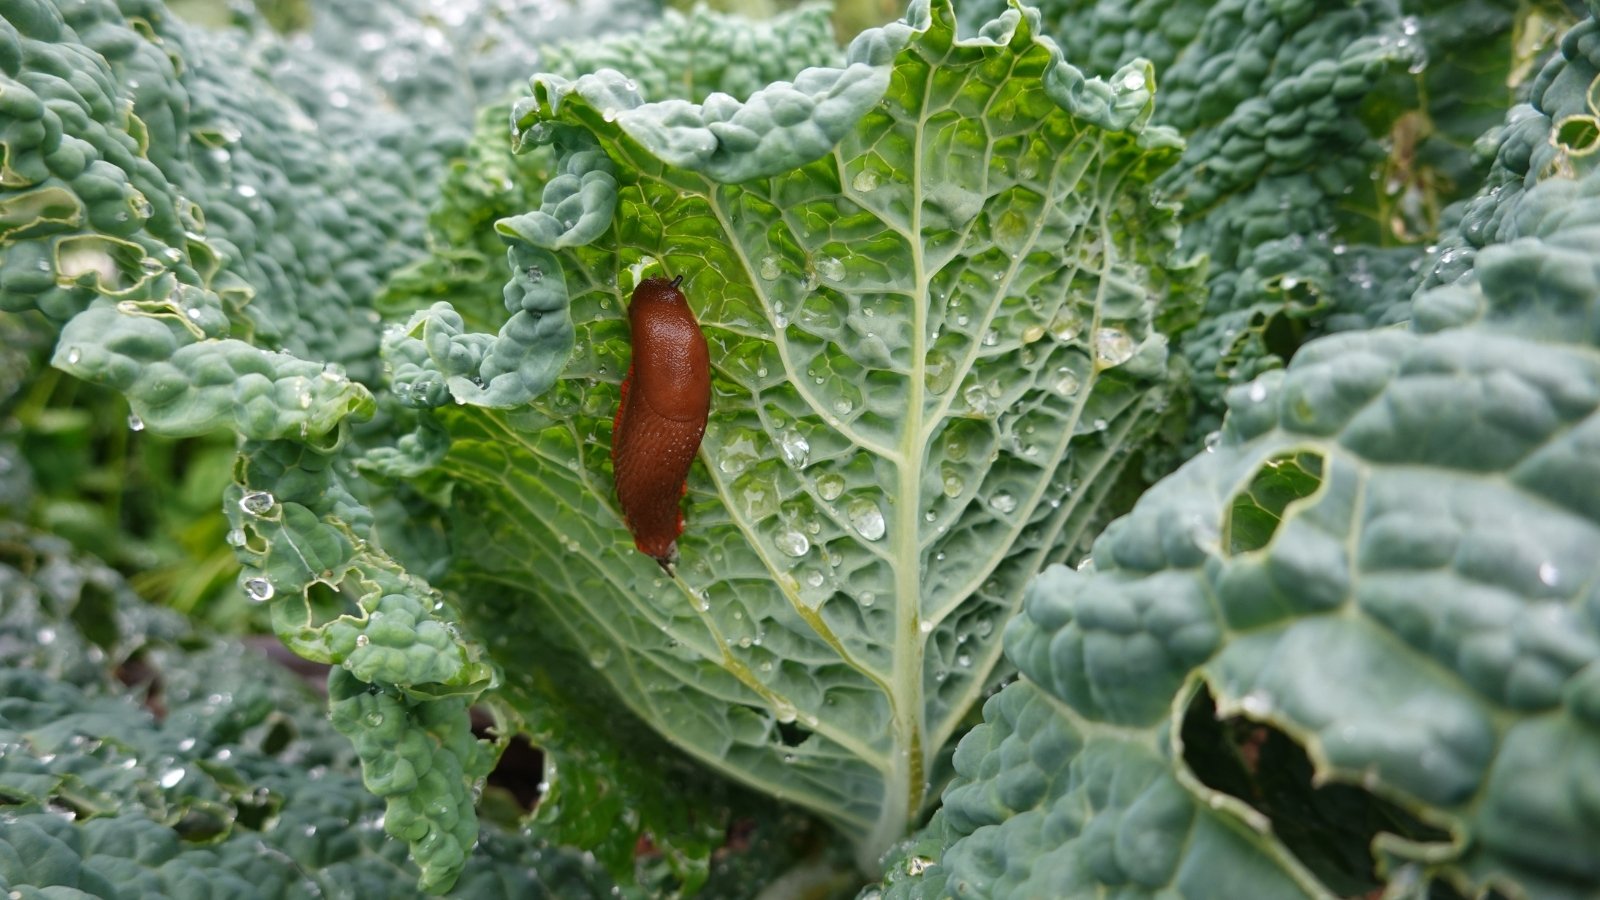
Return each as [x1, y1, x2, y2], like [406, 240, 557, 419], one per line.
[878, 11, 1600, 898]
[0, 0, 642, 890]
[954, 0, 1576, 443]
[412, 0, 1201, 870]
[0, 523, 623, 898]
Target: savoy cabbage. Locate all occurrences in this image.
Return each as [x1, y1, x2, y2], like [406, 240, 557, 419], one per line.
[2, 0, 1599, 896]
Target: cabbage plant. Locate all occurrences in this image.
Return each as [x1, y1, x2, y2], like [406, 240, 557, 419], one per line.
[2, 0, 1598, 896]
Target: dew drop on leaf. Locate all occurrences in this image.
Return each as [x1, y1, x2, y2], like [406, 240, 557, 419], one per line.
[816, 256, 845, 282]
[851, 169, 879, 192]
[847, 498, 886, 541]
[816, 473, 845, 501]
[127, 413, 144, 431]
[758, 256, 781, 280]
[775, 530, 810, 557]
[859, 591, 875, 607]
[963, 383, 991, 415]
[1050, 309, 1082, 341]
[1094, 327, 1135, 366]
[1052, 366, 1080, 396]
[355, 634, 369, 647]
[778, 429, 810, 466]
[243, 577, 274, 602]
[923, 349, 954, 394]
[989, 492, 1017, 514]
[239, 491, 275, 516]
[942, 471, 965, 498]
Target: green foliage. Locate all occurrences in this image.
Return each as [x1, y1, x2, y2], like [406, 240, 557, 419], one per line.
[956, 0, 1578, 443]
[5, 0, 1600, 894]
[384, 0, 1201, 873]
[0, 523, 624, 898]
[881, 12, 1600, 897]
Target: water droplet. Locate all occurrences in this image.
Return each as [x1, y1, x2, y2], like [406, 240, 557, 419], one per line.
[1240, 690, 1274, 717]
[817, 473, 845, 501]
[924, 350, 955, 394]
[1120, 70, 1146, 92]
[963, 383, 992, 415]
[243, 577, 274, 602]
[127, 413, 144, 431]
[364, 712, 384, 727]
[1052, 366, 1080, 396]
[942, 472, 965, 498]
[225, 528, 246, 547]
[982, 329, 999, 347]
[919, 620, 933, 634]
[989, 492, 1017, 514]
[832, 398, 853, 416]
[773, 701, 798, 724]
[66, 347, 81, 365]
[1095, 328, 1135, 366]
[852, 169, 880, 192]
[160, 767, 186, 788]
[355, 634, 370, 648]
[778, 429, 810, 467]
[847, 498, 886, 541]
[718, 431, 760, 475]
[236, 184, 257, 198]
[758, 256, 781, 280]
[1203, 430, 1222, 452]
[239, 491, 276, 516]
[1247, 382, 1268, 403]
[816, 256, 846, 282]
[775, 530, 810, 557]
[1538, 562, 1560, 586]
[1051, 310, 1082, 342]
[957, 653, 971, 667]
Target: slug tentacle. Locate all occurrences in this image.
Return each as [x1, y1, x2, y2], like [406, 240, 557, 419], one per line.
[610, 276, 710, 572]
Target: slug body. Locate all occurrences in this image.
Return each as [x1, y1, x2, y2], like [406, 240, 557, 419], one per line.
[611, 276, 710, 571]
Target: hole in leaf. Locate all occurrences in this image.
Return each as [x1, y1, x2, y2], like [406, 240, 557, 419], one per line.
[1261, 309, 1309, 364]
[1554, 115, 1600, 155]
[775, 718, 812, 748]
[1223, 450, 1324, 554]
[70, 579, 119, 650]
[1181, 685, 1449, 897]
[481, 732, 544, 812]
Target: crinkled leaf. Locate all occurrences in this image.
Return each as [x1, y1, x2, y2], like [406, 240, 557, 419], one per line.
[887, 17, 1600, 897]
[422, 0, 1199, 869]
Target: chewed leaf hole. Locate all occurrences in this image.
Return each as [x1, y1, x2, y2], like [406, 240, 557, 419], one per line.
[776, 718, 812, 748]
[1180, 685, 1453, 898]
[1554, 115, 1600, 156]
[1223, 450, 1324, 555]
